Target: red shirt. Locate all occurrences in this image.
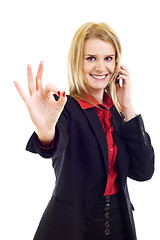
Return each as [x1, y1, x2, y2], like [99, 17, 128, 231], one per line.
[77, 93, 119, 196]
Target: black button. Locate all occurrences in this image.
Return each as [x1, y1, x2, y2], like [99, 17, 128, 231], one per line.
[105, 212, 109, 219]
[104, 228, 110, 236]
[105, 196, 110, 203]
[105, 203, 110, 211]
[105, 221, 110, 228]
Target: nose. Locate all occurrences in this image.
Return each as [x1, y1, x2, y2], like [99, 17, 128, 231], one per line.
[95, 60, 106, 72]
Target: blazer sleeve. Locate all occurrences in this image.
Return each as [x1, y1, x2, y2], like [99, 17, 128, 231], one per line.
[26, 105, 70, 159]
[120, 114, 155, 181]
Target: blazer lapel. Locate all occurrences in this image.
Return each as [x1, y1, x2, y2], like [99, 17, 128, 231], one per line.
[82, 106, 124, 175]
[109, 106, 128, 183]
[83, 108, 109, 171]
[109, 105, 124, 133]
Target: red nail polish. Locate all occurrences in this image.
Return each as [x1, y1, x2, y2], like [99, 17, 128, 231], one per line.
[57, 91, 61, 96]
[63, 91, 66, 97]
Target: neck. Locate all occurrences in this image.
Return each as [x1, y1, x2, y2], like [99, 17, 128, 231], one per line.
[87, 90, 104, 104]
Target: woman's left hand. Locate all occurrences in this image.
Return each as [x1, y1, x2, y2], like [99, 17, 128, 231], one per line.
[116, 65, 136, 121]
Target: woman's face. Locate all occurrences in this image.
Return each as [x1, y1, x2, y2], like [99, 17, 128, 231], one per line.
[82, 38, 116, 101]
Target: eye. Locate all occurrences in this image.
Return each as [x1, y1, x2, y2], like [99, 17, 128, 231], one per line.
[86, 56, 96, 61]
[105, 56, 113, 61]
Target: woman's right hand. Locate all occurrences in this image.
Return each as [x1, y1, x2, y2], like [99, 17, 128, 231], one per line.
[14, 61, 67, 146]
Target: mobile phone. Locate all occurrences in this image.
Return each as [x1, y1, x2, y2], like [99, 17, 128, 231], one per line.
[115, 72, 121, 84]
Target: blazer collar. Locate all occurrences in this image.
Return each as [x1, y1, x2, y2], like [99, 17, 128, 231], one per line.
[77, 92, 113, 110]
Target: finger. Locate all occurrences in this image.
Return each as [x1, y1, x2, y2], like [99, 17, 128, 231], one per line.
[45, 84, 67, 108]
[120, 64, 128, 71]
[14, 81, 29, 104]
[27, 64, 36, 96]
[36, 61, 44, 91]
[118, 75, 131, 89]
[45, 83, 59, 96]
[57, 91, 67, 110]
[119, 71, 129, 78]
[120, 65, 130, 75]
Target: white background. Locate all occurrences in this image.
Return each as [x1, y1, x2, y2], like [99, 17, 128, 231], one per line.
[0, 0, 159, 239]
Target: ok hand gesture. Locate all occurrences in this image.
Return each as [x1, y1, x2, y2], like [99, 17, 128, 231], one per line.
[14, 61, 67, 145]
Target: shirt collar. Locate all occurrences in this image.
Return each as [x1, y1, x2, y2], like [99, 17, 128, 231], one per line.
[77, 92, 113, 110]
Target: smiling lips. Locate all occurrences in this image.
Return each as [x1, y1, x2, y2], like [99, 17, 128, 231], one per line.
[90, 74, 108, 80]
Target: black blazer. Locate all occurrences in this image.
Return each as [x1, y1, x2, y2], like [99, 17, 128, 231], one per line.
[26, 95, 154, 240]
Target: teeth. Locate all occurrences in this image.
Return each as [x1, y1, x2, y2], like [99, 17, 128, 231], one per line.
[91, 74, 107, 79]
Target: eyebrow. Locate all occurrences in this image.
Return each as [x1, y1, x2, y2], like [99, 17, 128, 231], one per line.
[84, 54, 115, 57]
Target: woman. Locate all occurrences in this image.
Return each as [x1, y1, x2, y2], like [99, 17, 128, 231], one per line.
[14, 22, 154, 240]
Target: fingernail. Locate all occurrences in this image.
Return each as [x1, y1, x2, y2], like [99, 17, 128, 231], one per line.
[62, 91, 66, 97]
[57, 91, 61, 96]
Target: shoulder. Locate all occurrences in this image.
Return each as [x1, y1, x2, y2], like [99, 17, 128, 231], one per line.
[55, 95, 85, 125]
[54, 94, 80, 109]
[53, 94, 82, 116]
[65, 95, 83, 113]
[66, 95, 79, 106]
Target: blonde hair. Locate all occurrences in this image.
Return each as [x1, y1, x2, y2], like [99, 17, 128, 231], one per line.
[67, 22, 122, 114]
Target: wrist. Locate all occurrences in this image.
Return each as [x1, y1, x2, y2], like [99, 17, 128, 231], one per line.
[36, 128, 55, 147]
[122, 106, 136, 122]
